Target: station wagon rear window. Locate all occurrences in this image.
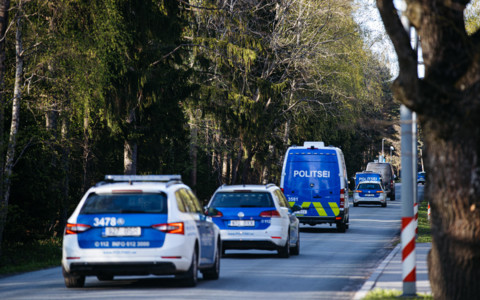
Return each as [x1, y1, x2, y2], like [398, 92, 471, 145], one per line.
[210, 192, 274, 208]
[80, 192, 168, 214]
[358, 183, 382, 190]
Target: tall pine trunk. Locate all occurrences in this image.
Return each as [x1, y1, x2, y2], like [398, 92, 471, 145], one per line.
[0, 0, 10, 258]
[60, 111, 70, 234]
[124, 108, 137, 175]
[189, 110, 198, 192]
[82, 110, 90, 193]
[1, 2, 22, 256]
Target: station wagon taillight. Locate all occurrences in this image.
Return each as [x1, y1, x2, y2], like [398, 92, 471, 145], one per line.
[206, 209, 223, 217]
[152, 222, 184, 235]
[65, 223, 91, 235]
[259, 210, 281, 217]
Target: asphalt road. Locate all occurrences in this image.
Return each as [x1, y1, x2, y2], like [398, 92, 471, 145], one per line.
[0, 183, 422, 300]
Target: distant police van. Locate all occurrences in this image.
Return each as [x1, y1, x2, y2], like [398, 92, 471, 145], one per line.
[280, 142, 350, 232]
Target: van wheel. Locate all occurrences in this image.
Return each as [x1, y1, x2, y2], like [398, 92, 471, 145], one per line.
[62, 266, 85, 288]
[353, 203, 358, 207]
[278, 234, 290, 258]
[382, 202, 387, 207]
[337, 221, 346, 233]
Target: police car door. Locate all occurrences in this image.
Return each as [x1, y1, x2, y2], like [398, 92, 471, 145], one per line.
[181, 189, 215, 265]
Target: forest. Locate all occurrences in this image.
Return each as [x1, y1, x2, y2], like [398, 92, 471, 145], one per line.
[0, 0, 398, 256]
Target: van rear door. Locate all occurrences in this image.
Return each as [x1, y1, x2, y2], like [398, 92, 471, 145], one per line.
[283, 149, 340, 218]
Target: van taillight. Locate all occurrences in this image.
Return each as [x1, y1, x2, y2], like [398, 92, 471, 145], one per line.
[260, 210, 280, 217]
[65, 223, 91, 235]
[340, 189, 345, 208]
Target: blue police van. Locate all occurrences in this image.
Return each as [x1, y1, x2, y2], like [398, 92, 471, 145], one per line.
[280, 142, 350, 232]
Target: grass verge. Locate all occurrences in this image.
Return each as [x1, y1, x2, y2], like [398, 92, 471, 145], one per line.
[363, 288, 432, 299]
[0, 237, 61, 275]
[416, 199, 432, 243]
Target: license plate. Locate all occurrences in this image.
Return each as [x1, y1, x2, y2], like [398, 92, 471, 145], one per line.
[104, 227, 141, 237]
[364, 194, 375, 197]
[229, 220, 255, 227]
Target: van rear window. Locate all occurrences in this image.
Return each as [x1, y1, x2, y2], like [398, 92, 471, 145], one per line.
[210, 192, 274, 208]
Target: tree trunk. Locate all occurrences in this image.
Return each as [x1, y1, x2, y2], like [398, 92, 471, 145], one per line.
[124, 108, 137, 175]
[60, 112, 70, 234]
[241, 148, 254, 184]
[189, 110, 198, 191]
[82, 111, 90, 193]
[124, 140, 137, 175]
[222, 152, 230, 184]
[231, 141, 243, 184]
[377, 0, 480, 298]
[0, 0, 10, 258]
[1, 4, 22, 257]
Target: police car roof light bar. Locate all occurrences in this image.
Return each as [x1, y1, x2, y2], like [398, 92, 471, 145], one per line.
[104, 175, 182, 183]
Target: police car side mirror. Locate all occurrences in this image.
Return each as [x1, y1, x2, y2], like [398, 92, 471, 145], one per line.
[204, 206, 215, 216]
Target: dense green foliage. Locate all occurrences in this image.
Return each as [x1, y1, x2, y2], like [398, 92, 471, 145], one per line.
[0, 238, 61, 275]
[0, 0, 397, 251]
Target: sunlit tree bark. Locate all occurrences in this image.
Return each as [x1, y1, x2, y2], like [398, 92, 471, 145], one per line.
[377, 0, 480, 298]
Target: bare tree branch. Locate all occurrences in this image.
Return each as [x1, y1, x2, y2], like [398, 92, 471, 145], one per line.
[376, 0, 418, 108]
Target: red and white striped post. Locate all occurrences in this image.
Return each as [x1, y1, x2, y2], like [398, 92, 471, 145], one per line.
[400, 104, 417, 296]
[402, 217, 416, 284]
[413, 203, 418, 235]
[428, 202, 431, 220]
[399, 6, 418, 295]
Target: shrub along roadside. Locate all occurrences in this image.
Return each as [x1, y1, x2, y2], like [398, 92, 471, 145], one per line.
[0, 238, 61, 275]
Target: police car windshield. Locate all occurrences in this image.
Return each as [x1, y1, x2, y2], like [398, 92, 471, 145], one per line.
[210, 192, 274, 208]
[80, 193, 168, 214]
[358, 183, 381, 190]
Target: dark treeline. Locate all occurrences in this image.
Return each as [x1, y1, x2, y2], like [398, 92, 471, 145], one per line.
[0, 0, 397, 255]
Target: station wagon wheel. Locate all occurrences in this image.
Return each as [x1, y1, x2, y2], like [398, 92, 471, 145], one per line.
[202, 242, 221, 280]
[290, 231, 300, 255]
[278, 234, 290, 258]
[62, 266, 85, 288]
[180, 250, 198, 287]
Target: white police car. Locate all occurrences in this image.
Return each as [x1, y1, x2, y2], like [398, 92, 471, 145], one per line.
[62, 175, 221, 288]
[353, 181, 387, 207]
[206, 184, 300, 258]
